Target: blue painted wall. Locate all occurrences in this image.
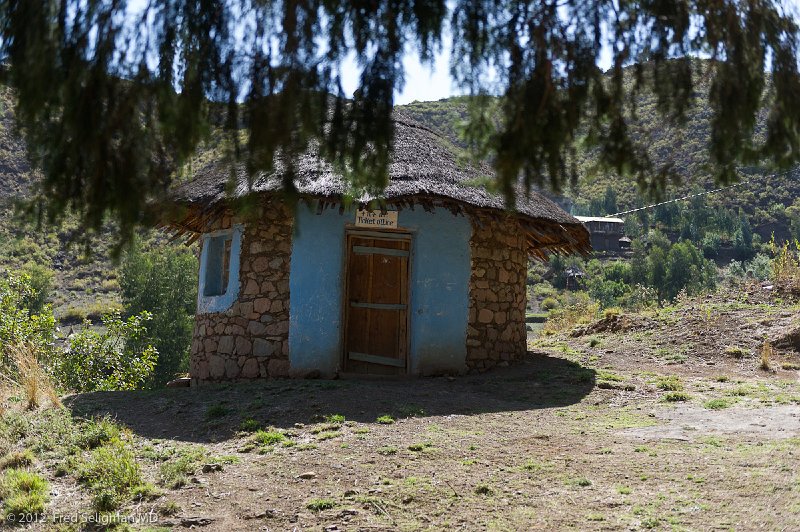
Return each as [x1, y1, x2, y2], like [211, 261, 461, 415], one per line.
[288, 203, 472, 376]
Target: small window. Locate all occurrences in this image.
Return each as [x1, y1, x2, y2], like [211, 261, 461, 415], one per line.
[204, 234, 233, 297]
[198, 225, 243, 313]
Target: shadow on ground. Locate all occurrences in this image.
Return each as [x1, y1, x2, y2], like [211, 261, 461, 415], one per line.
[63, 351, 594, 443]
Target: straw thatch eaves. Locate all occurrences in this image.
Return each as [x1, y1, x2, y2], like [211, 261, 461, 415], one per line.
[165, 112, 590, 259]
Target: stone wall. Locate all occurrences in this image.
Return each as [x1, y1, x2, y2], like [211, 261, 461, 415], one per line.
[189, 203, 293, 384]
[465, 212, 528, 371]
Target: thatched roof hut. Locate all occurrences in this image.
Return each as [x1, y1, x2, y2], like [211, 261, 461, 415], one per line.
[162, 112, 589, 383]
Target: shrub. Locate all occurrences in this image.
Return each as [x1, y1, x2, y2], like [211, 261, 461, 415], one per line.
[474, 484, 494, 495]
[239, 418, 261, 432]
[53, 312, 157, 392]
[532, 282, 557, 299]
[376, 414, 395, 425]
[704, 398, 732, 410]
[540, 297, 560, 311]
[19, 263, 54, 316]
[542, 293, 599, 334]
[770, 238, 800, 292]
[205, 403, 230, 420]
[9, 343, 59, 409]
[0, 272, 57, 376]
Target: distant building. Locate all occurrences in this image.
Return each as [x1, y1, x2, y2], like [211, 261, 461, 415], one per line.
[575, 216, 627, 253]
[563, 266, 586, 290]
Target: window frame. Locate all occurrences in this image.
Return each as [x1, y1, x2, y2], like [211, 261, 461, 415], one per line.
[197, 224, 244, 313]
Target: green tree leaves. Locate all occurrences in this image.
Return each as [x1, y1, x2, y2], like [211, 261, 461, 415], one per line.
[1, 1, 799, 241]
[54, 312, 158, 392]
[119, 240, 197, 387]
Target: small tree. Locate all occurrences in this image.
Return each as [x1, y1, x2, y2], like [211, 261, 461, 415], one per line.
[0, 272, 56, 372]
[120, 241, 197, 387]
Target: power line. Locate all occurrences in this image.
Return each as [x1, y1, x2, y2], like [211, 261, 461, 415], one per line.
[610, 166, 799, 217]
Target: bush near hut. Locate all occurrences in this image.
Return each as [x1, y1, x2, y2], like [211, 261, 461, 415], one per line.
[53, 312, 157, 392]
[120, 240, 197, 387]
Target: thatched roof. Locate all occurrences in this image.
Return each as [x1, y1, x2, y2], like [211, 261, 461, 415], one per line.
[164, 112, 590, 258]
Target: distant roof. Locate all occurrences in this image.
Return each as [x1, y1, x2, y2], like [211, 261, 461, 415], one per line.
[575, 216, 625, 224]
[164, 111, 590, 258]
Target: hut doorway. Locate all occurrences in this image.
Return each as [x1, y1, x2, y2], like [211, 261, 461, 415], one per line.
[343, 230, 411, 375]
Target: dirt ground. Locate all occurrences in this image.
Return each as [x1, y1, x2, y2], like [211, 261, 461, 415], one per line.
[24, 287, 800, 530]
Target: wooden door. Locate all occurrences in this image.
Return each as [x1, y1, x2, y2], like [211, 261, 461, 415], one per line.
[344, 233, 410, 374]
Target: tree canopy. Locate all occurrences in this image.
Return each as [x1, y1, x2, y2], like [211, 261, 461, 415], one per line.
[1, 1, 799, 241]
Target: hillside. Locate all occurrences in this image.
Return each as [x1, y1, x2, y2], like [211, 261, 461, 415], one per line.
[400, 66, 800, 245]
[0, 86, 152, 321]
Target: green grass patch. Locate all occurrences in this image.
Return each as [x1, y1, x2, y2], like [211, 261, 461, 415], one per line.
[376, 414, 395, 425]
[377, 446, 398, 456]
[407, 442, 434, 452]
[311, 423, 341, 434]
[252, 429, 287, 446]
[597, 370, 623, 382]
[725, 346, 746, 359]
[0, 468, 49, 519]
[76, 416, 122, 450]
[663, 391, 691, 402]
[306, 498, 336, 512]
[704, 398, 733, 410]
[78, 438, 146, 511]
[159, 446, 206, 489]
[568, 477, 592, 487]
[316, 431, 340, 441]
[239, 418, 261, 432]
[655, 376, 683, 391]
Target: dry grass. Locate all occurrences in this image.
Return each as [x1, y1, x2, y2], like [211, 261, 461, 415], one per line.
[759, 341, 774, 372]
[543, 298, 600, 335]
[8, 344, 60, 410]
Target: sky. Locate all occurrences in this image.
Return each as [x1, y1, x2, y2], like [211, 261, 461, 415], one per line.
[346, 46, 456, 106]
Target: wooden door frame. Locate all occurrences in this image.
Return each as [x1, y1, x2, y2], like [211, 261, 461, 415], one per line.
[341, 227, 413, 374]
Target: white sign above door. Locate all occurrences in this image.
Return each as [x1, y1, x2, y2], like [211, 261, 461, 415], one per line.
[354, 209, 399, 229]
